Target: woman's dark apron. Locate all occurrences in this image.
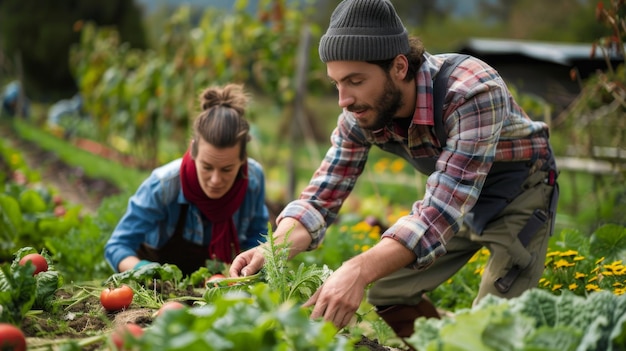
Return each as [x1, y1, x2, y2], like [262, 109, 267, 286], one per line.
[136, 205, 211, 276]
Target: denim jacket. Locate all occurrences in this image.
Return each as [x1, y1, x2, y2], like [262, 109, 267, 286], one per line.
[105, 157, 269, 272]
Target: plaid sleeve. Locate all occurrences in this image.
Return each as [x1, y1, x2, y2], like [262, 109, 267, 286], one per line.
[277, 112, 371, 249]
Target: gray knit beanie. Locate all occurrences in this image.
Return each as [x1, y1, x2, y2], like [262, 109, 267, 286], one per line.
[319, 0, 409, 62]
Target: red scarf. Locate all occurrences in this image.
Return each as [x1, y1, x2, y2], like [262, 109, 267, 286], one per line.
[179, 151, 247, 263]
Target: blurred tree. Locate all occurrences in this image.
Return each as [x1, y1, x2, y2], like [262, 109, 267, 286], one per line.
[477, 0, 518, 23]
[0, 0, 147, 102]
[501, 0, 607, 42]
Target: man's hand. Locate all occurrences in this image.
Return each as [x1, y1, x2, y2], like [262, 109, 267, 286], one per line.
[303, 262, 368, 330]
[303, 238, 417, 330]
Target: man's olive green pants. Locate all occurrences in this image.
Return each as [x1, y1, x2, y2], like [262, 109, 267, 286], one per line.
[368, 165, 558, 307]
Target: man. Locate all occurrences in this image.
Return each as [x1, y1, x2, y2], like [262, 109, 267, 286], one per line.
[230, 0, 559, 341]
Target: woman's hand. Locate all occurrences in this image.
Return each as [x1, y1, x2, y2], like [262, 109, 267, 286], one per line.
[229, 246, 266, 277]
[230, 218, 313, 277]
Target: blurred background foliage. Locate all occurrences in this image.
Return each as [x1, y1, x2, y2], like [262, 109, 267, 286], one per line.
[0, 0, 624, 231]
[0, 0, 610, 103]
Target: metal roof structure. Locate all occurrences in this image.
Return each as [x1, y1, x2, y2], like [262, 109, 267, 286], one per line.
[459, 37, 624, 67]
[456, 38, 625, 116]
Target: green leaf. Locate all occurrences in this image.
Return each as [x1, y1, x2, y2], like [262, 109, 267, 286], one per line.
[0, 262, 37, 324]
[18, 188, 48, 213]
[0, 193, 22, 245]
[525, 325, 581, 351]
[34, 270, 62, 311]
[548, 227, 589, 255]
[439, 304, 532, 351]
[590, 224, 626, 262]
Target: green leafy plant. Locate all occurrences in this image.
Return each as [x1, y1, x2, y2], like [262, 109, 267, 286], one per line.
[409, 288, 626, 351]
[261, 224, 332, 303]
[541, 224, 626, 296]
[0, 247, 62, 324]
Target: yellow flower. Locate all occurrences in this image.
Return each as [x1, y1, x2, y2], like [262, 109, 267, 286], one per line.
[546, 251, 560, 257]
[542, 280, 551, 287]
[574, 272, 587, 279]
[560, 250, 579, 257]
[361, 245, 370, 252]
[585, 284, 601, 292]
[588, 276, 599, 283]
[554, 259, 575, 268]
[573, 256, 585, 261]
[595, 257, 605, 265]
[615, 287, 625, 296]
[352, 221, 372, 232]
[604, 261, 625, 274]
[10, 153, 20, 166]
[568, 283, 578, 290]
[552, 284, 563, 291]
[390, 159, 405, 173]
[373, 159, 389, 173]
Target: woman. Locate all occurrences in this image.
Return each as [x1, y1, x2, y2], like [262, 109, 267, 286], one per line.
[105, 84, 269, 276]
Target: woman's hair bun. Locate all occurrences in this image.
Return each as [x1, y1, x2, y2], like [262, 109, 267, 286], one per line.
[199, 83, 247, 115]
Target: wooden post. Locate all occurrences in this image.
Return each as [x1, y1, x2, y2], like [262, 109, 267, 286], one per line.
[288, 25, 318, 201]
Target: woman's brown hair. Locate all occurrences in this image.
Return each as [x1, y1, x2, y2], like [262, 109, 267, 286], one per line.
[190, 84, 251, 161]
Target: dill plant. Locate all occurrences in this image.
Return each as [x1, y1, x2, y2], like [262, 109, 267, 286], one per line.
[261, 224, 332, 303]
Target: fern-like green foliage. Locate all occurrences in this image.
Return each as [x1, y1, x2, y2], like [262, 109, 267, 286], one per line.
[261, 224, 332, 304]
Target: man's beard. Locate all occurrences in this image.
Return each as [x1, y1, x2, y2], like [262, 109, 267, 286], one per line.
[352, 77, 403, 131]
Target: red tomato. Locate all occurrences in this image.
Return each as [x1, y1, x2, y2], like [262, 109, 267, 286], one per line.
[110, 323, 143, 350]
[52, 194, 64, 206]
[156, 301, 185, 317]
[208, 273, 225, 281]
[53, 205, 66, 217]
[0, 323, 26, 351]
[18, 253, 48, 275]
[205, 273, 226, 287]
[100, 285, 134, 312]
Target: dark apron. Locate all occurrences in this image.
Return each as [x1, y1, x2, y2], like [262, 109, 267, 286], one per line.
[136, 204, 211, 276]
[378, 141, 556, 235]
